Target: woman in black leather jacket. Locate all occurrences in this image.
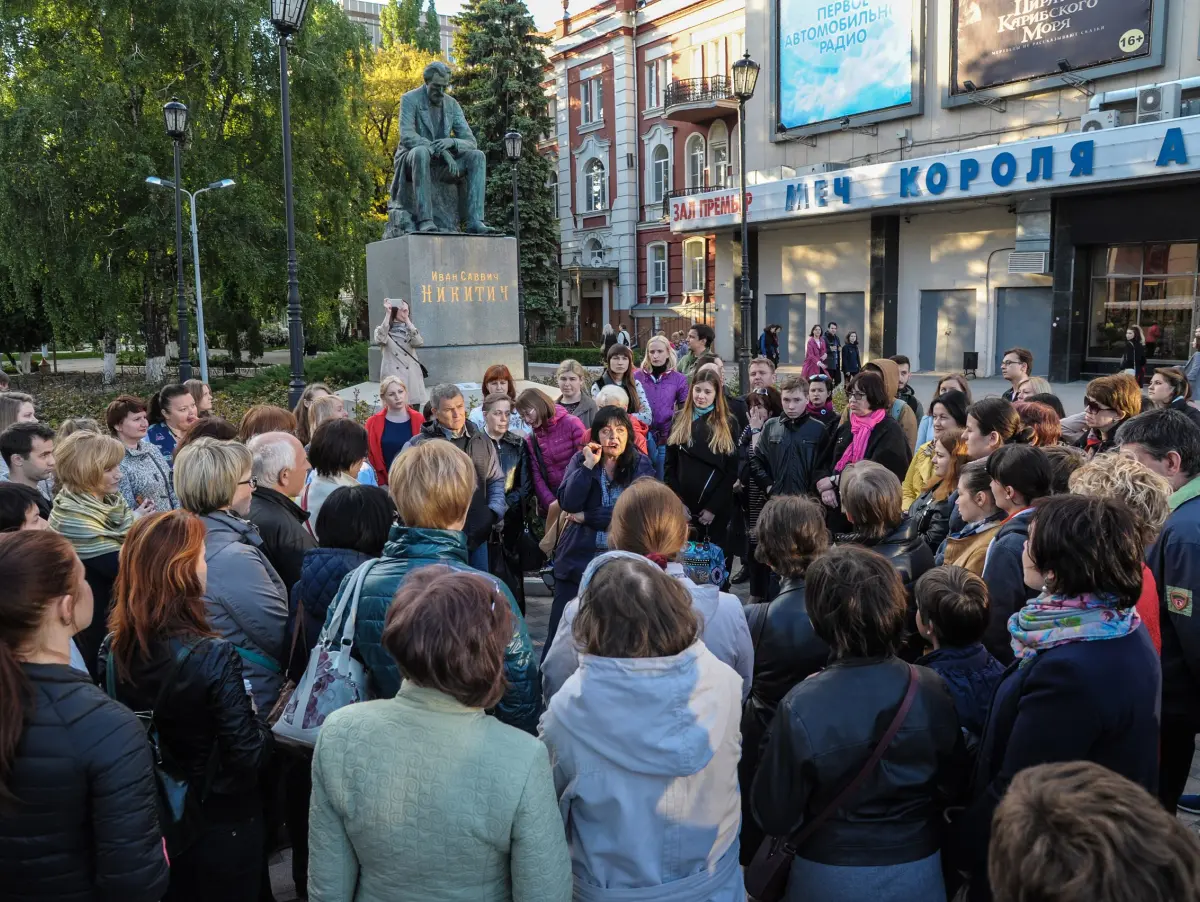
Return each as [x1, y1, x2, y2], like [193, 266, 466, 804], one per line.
[0, 531, 169, 902]
[837, 462, 935, 593]
[907, 429, 968, 554]
[752, 546, 966, 902]
[740, 495, 831, 863]
[100, 510, 271, 902]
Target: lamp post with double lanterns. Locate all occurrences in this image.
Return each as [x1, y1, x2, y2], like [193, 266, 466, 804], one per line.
[504, 130, 528, 378]
[732, 51, 760, 392]
[162, 99, 192, 382]
[146, 177, 236, 384]
[270, 0, 313, 408]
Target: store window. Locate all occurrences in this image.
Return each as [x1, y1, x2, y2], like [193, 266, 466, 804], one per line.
[1089, 243, 1198, 361]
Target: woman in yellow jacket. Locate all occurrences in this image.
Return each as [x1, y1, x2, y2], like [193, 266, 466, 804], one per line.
[901, 390, 968, 511]
[938, 458, 1005, 575]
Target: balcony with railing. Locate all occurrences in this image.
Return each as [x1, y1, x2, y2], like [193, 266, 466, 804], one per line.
[663, 76, 739, 123]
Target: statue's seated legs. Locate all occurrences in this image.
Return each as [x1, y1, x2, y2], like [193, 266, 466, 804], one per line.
[392, 145, 487, 235]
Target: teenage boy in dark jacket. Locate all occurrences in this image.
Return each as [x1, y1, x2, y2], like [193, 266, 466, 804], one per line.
[750, 375, 827, 498]
[1118, 408, 1200, 813]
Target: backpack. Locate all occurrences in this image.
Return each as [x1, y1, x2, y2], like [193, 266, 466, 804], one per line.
[272, 558, 377, 748]
[890, 398, 907, 423]
[105, 641, 218, 858]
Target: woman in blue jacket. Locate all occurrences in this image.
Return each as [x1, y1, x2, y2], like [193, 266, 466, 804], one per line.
[547, 407, 655, 658]
[951, 495, 1161, 901]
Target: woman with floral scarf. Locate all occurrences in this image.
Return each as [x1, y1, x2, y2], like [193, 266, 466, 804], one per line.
[948, 495, 1161, 900]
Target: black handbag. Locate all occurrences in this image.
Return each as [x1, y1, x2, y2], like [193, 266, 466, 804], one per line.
[746, 664, 920, 902]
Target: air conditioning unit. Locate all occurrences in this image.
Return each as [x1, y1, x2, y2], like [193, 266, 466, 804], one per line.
[1080, 110, 1119, 132]
[1137, 83, 1183, 124]
[796, 162, 848, 175]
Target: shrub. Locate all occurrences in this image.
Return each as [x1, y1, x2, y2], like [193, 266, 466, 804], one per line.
[528, 346, 607, 367]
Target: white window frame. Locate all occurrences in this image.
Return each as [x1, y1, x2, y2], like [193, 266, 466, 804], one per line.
[584, 158, 607, 213]
[548, 169, 559, 218]
[709, 121, 729, 188]
[708, 39, 727, 79]
[648, 243, 668, 296]
[586, 238, 606, 266]
[690, 46, 703, 78]
[649, 144, 670, 204]
[684, 238, 706, 293]
[685, 133, 706, 189]
[581, 77, 603, 125]
[645, 58, 670, 110]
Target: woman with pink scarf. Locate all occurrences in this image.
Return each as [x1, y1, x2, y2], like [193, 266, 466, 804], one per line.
[815, 370, 911, 533]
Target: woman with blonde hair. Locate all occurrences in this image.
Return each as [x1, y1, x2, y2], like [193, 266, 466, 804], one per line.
[908, 428, 968, 554]
[666, 368, 739, 562]
[174, 438, 288, 713]
[556, 359, 597, 429]
[292, 382, 332, 446]
[1015, 375, 1053, 402]
[636, 334, 689, 479]
[542, 477, 753, 702]
[321, 440, 539, 731]
[49, 431, 151, 674]
[365, 375, 425, 484]
[1070, 452, 1172, 653]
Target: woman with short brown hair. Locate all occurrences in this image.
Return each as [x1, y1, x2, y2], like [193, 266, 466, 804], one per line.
[309, 566, 571, 902]
[1147, 366, 1200, 429]
[107, 394, 177, 513]
[540, 555, 746, 900]
[237, 404, 298, 443]
[753, 545, 964, 901]
[100, 511, 270, 901]
[1077, 374, 1142, 458]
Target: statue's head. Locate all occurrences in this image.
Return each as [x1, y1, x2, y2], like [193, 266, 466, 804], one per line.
[423, 61, 452, 104]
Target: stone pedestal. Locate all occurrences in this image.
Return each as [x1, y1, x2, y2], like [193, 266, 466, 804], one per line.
[366, 233, 523, 385]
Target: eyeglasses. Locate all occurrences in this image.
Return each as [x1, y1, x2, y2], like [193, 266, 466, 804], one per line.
[1084, 399, 1115, 414]
[847, 391, 867, 401]
[1001, 358, 1022, 367]
[238, 476, 259, 489]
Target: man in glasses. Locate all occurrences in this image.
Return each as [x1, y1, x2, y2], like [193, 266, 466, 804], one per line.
[1000, 348, 1033, 401]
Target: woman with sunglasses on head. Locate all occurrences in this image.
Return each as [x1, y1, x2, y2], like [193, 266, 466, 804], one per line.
[1075, 374, 1142, 459]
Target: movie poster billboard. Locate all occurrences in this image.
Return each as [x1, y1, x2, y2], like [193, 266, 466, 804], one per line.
[953, 0, 1153, 93]
[777, 0, 915, 130]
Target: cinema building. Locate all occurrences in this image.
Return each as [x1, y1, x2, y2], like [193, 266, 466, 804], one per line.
[679, 0, 1200, 380]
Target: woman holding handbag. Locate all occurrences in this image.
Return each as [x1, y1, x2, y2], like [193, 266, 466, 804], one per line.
[665, 370, 739, 566]
[750, 545, 965, 902]
[374, 298, 429, 408]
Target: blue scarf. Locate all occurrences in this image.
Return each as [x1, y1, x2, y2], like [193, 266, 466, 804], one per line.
[692, 404, 715, 421]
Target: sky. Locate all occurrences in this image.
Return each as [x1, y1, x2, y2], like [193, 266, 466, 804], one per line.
[439, 0, 564, 32]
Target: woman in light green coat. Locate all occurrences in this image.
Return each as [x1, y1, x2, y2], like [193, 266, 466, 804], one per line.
[308, 564, 571, 902]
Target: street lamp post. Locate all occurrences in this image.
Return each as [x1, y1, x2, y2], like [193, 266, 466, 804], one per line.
[146, 177, 236, 385]
[731, 51, 760, 393]
[504, 130, 527, 378]
[271, 0, 313, 408]
[163, 99, 192, 383]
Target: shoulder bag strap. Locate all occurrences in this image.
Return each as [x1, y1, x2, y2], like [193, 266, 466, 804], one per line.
[529, 432, 552, 487]
[745, 603, 770, 651]
[783, 663, 920, 853]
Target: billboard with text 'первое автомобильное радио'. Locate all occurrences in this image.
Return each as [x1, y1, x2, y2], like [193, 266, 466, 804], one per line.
[777, 0, 916, 130]
[952, 0, 1152, 93]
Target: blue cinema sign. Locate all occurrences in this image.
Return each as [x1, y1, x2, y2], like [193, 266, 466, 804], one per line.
[671, 117, 1200, 233]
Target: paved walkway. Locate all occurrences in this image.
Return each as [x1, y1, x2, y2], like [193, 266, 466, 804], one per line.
[18, 348, 295, 374]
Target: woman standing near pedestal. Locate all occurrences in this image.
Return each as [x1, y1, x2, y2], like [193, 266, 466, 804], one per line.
[374, 298, 428, 408]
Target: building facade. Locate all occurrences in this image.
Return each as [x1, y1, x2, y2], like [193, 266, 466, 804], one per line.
[545, 0, 746, 346]
[672, 0, 1200, 379]
[339, 0, 459, 61]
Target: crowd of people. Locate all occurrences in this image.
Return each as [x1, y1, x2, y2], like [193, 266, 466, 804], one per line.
[2, 330, 1200, 902]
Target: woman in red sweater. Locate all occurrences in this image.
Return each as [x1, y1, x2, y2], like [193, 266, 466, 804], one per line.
[1068, 452, 1173, 653]
[365, 376, 425, 485]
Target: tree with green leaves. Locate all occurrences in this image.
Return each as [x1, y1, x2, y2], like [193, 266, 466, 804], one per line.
[452, 0, 563, 335]
[417, 0, 442, 55]
[0, 0, 375, 378]
[380, 0, 423, 48]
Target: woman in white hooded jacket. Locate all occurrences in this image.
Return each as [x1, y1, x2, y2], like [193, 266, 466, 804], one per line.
[539, 553, 744, 902]
[541, 479, 752, 704]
